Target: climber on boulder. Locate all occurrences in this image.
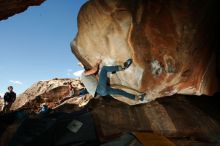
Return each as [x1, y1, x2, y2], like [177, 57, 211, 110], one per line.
[80, 59, 146, 101]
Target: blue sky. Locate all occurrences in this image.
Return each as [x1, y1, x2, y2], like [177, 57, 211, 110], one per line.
[0, 0, 87, 96]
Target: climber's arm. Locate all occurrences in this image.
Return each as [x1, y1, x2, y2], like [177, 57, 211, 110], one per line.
[84, 59, 102, 76]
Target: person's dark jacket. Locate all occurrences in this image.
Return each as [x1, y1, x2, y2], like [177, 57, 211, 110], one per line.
[4, 91, 16, 103]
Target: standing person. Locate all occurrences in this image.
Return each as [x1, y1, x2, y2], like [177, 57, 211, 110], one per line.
[3, 86, 16, 112]
[80, 59, 146, 101]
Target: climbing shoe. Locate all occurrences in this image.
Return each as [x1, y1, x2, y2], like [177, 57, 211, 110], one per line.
[123, 58, 133, 70]
[111, 59, 133, 74]
[136, 93, 146, 101]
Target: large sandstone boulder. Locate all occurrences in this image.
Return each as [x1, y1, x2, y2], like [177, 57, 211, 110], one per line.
[71, 0, 219, 105]
[90, 94, 220, 145]
[11, 78, 86, 112]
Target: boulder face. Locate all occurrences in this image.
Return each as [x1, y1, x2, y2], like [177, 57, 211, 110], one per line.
[72, 0, 219, 104]
[0, 0, 45, 20]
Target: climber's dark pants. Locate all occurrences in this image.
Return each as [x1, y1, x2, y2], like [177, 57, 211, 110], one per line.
[96, 66, 136, 100]
[2, 101, 13, 113]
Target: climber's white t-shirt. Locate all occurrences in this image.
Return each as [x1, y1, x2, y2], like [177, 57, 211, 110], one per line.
[80, 72, 98, 97]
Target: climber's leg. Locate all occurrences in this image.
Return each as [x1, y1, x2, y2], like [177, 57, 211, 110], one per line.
[96, 66, 121, 96]
[106, 86, 136, 100]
